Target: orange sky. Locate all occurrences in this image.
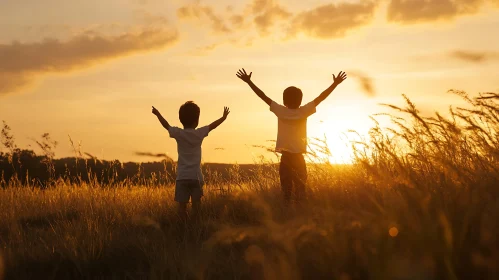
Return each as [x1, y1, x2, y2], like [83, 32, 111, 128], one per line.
[1, 0, 499, 163]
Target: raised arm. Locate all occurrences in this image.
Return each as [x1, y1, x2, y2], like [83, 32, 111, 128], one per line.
[209, 107, 230, 131]
[152, 106, 171, 130]
[236, 68, 272, 106]
[313, 71, 347, 106]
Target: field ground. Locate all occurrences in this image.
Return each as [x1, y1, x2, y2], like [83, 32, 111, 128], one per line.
[0, 164, 497, 280]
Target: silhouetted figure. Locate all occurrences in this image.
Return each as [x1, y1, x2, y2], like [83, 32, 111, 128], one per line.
[236, 68, 347, 203]
[152, 102, 230, 219]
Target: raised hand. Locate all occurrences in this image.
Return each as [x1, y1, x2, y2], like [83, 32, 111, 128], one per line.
[210, 107, 231, 131]
[152, 106, 160, 116]
[313, 71, 348, 106]
[236, 68, 252, 83]
[152, 106, 170, 129]
[236, 68, 272, 106]
[333, 71, 347, 85]
[223, 106, 230, 118]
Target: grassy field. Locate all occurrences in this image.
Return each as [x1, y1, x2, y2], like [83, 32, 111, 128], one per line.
[1, 92, 498, 280]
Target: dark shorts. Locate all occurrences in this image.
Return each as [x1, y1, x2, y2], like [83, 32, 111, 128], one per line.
[175, 180, 204, 203]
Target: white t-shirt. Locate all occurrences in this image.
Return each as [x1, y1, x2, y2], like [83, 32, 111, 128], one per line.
[168, 126, 210, 181]
[270, 101, 317, 154]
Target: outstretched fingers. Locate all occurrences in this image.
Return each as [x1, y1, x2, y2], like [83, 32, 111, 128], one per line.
[236, 68, 252, 83]
[333, 71, 347, 81]
[236, 69, 245, 79]
[224, 107, 230, 117]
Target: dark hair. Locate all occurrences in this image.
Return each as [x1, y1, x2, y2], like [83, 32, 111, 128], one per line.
[283, 86, 303, 109]
[179, 101, 200, 128]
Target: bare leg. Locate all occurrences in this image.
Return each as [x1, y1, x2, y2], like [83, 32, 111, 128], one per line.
[294, 157, 307, 205]
[280, 155, 293, 204]
[192, 198, 201, 220]
[294, 175, 307, 206]
[178, 202, 188, 221]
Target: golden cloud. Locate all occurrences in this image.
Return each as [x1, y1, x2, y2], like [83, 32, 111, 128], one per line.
[251, 0, 292, 35]
[230, 15, 246, 28]
[177, 0, 499, 44]
[177, 0, 378, 43]
[450, 50, 499, 63]
[0, 72, 33, 95]
[288, 2, 378, 39]
[177, 3, 231, 33]
[348, 71, 376, 97]
[387, 0, 485, 23]
[135, 151, 173, 161]
[0, 26, 178, 95]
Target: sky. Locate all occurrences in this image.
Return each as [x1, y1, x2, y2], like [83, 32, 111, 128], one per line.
[1, 0, 499, 164]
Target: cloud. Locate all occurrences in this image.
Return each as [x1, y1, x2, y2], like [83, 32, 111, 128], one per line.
[133, 0, 149, 5]
[230, 15, 245, 28]
[251, 0, 292, 35]
[387, 0, 485, 23]
[0, 73, 33, 94]
[177, 0, 378, 49]
[188, 42, 224, 56]
[450, 50, 499, 63]
[175, 0, 499, 52]
[177, 3, 231, 34]
[0, 24, 178, 95]
[135, 151, 173, 161]
[288, 2, 378, 39]
[348, 71, 376, 97]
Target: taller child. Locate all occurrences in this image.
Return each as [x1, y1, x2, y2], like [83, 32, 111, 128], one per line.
[236, 69, 347, 203]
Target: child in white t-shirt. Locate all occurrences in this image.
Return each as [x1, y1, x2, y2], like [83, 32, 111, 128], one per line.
[236, 68, 347, 203]
[152, 102, 230, 218]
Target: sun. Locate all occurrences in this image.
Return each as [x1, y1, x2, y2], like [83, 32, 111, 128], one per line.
[307, 102, 376, 164]
[307, 132, 356, 164]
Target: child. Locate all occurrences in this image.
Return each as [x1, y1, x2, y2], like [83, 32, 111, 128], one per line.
[236, 68, 347, 203]
[152, 102, 230, 218]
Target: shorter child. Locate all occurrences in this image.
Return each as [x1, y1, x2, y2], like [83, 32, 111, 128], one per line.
[152, 102, 230, 218]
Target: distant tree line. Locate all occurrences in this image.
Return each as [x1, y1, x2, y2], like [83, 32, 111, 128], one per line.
[0, 148, 167, 186]
[0, 149, 272, 188]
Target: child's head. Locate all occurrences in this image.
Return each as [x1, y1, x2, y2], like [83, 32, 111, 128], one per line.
[283, 86, 303, 109]
[179, 101, 200, 128]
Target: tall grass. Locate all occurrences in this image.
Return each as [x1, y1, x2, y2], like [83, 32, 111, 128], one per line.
[0, 92, 498, 279]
